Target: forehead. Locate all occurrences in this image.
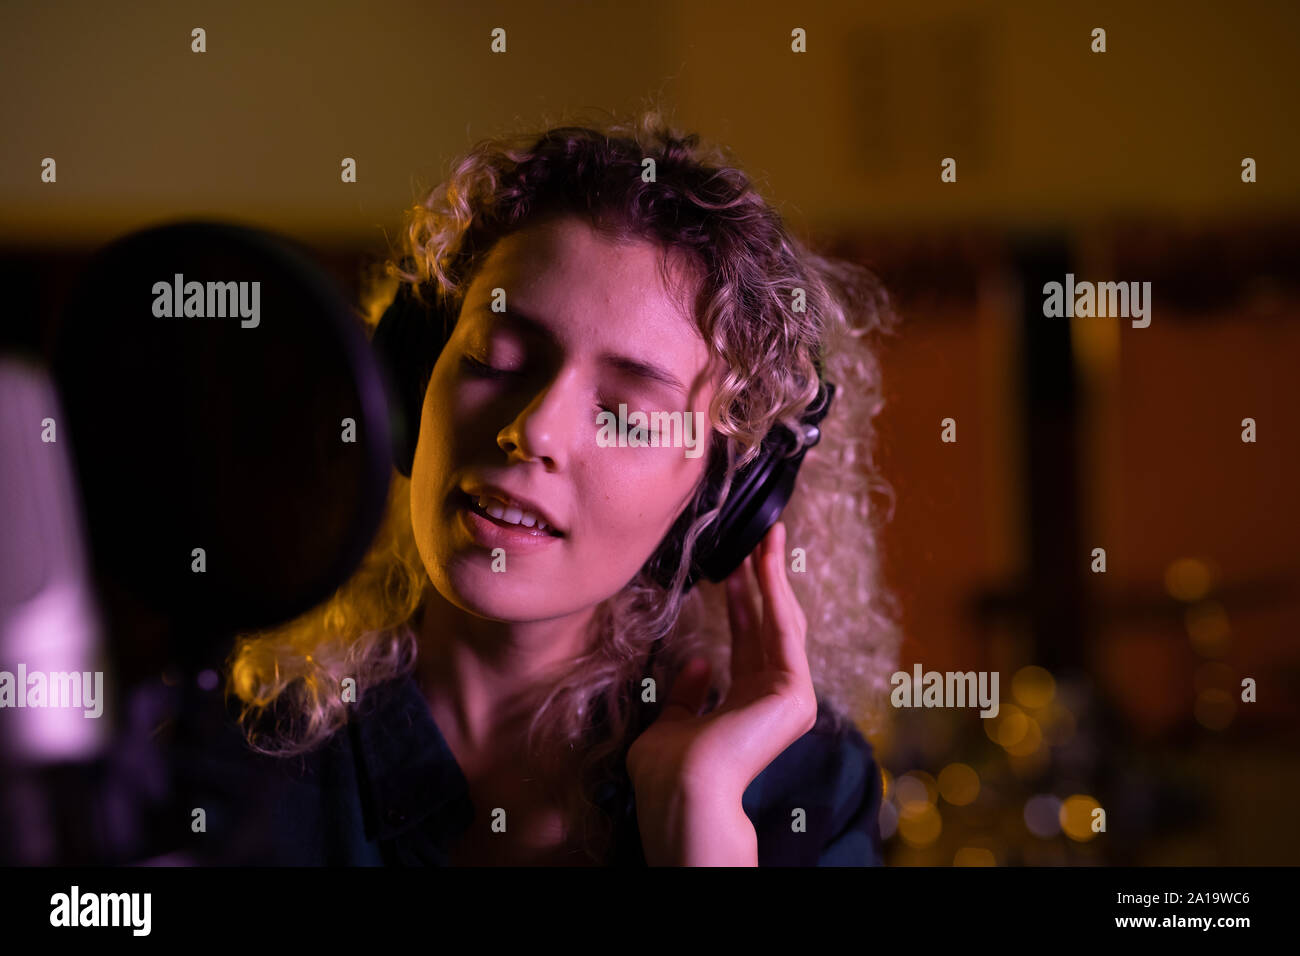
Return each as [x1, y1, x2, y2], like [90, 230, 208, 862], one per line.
[463, 215, 710, 369]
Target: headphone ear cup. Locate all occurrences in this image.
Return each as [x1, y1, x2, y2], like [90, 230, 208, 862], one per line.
[643, 433, 728, 590]
[697, 380, 835, 583]
[694, 428, 796, 584]
[372, 280, 451, 477]
[648, 378, 837, 591]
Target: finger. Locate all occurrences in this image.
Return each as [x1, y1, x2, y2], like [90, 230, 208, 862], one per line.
[659, 656, 712, 722]
[725, 554, 765, 677]
[754, 523, 810, 677]
[769, 523, 806, 629]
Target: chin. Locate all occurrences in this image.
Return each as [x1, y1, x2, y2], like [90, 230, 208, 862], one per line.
[433, 563, 564, 622]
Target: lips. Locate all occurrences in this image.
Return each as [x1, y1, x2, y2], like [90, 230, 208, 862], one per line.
[453, 490, 566, 553]
[457, 483, 566, 537]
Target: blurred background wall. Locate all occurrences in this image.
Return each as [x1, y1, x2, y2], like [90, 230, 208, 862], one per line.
[3, 0, 1297, 865]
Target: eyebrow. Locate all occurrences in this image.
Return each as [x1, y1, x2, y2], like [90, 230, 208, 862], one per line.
[599, 352, 688, 396]
[490, 305, 689, 396]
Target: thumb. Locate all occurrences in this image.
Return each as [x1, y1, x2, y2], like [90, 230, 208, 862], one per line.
[659, 657, 712, 722]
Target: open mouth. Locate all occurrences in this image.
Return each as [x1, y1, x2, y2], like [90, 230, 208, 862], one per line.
[456, 489, 565, 538]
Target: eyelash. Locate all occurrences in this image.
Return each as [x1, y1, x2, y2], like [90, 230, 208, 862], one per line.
[461, 355, 625, 418]
[461, 355, 513, 380]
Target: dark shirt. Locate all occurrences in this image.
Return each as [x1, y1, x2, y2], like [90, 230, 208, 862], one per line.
[199, 673, 885, 866]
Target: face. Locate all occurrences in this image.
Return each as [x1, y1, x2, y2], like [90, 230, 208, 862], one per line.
[409, 213, 719, 623]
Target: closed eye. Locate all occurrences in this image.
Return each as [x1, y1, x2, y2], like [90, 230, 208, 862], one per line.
[461, 355, 517, 379]
[463, 356, 655, 431]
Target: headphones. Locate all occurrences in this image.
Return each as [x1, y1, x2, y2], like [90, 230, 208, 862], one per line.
[371, 265, 836, 592]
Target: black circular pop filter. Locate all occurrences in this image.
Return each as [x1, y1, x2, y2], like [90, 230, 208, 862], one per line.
[49, 220, 392, 641]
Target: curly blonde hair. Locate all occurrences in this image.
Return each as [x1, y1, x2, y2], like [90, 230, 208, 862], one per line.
[227, 105, 902, 863]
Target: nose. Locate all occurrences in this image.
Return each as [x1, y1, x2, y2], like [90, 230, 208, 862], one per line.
[496, 367, 584, 470]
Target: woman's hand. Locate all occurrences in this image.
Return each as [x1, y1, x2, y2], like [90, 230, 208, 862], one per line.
[627, 521, 818, 865]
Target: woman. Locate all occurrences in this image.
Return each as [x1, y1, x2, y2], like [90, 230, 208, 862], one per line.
[226, 109, 901, 866]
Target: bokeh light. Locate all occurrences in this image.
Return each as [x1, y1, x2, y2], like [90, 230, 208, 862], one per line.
[1060, 795, 1103, 842]
[896, 771, 938, 811]
[954, 847, 997, 866]
[1194, 687, 1235, 730]
[1024, 794, 1062, 838]
[986, 704, 1028, 749]
[1004, 716, 1043, 757]
[1012, 666, 1056, 709]
[898, 803, 942, 848]
[1186, 601, 1231, 657]
[1164, 557, 1213, 602]
[938, 763, 980, 806]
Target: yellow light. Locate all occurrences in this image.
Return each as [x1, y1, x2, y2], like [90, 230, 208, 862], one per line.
[983, 709, 1002, 744]
[1012, 666, 1056, 709]
[895, 773, 934, 812]
[1165, 558, 1213, 602]
[1194, 688, 1235, 730]
[954, 847, 996, 867]
[938, 763, 980, 806]
[912, 770, 938, 804]
[898, 804, 942, 848]
[995, 706, 1029, 748]
[1186, 601, 1231, 657]
[1060, 794, 1102, 842]
[1004, 716, 1043, 756]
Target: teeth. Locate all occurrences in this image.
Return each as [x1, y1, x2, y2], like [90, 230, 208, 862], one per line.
[473, 494, 554, 533]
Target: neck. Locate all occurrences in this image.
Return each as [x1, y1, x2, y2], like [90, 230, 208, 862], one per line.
[415, 586, 596, 768]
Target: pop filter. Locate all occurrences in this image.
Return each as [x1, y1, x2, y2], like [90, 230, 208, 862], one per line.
[48, 220, 392, 662]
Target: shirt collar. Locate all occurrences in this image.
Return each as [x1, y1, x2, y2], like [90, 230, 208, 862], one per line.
[349, 674, 474, 844]
[348, 673, 633, 850]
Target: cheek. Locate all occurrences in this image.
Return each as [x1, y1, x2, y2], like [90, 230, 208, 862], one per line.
[418, 361, 476, 464]
[409, 378, 458, 532]
[423, 361, 495, 455]
[581, 451, 705, 551]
